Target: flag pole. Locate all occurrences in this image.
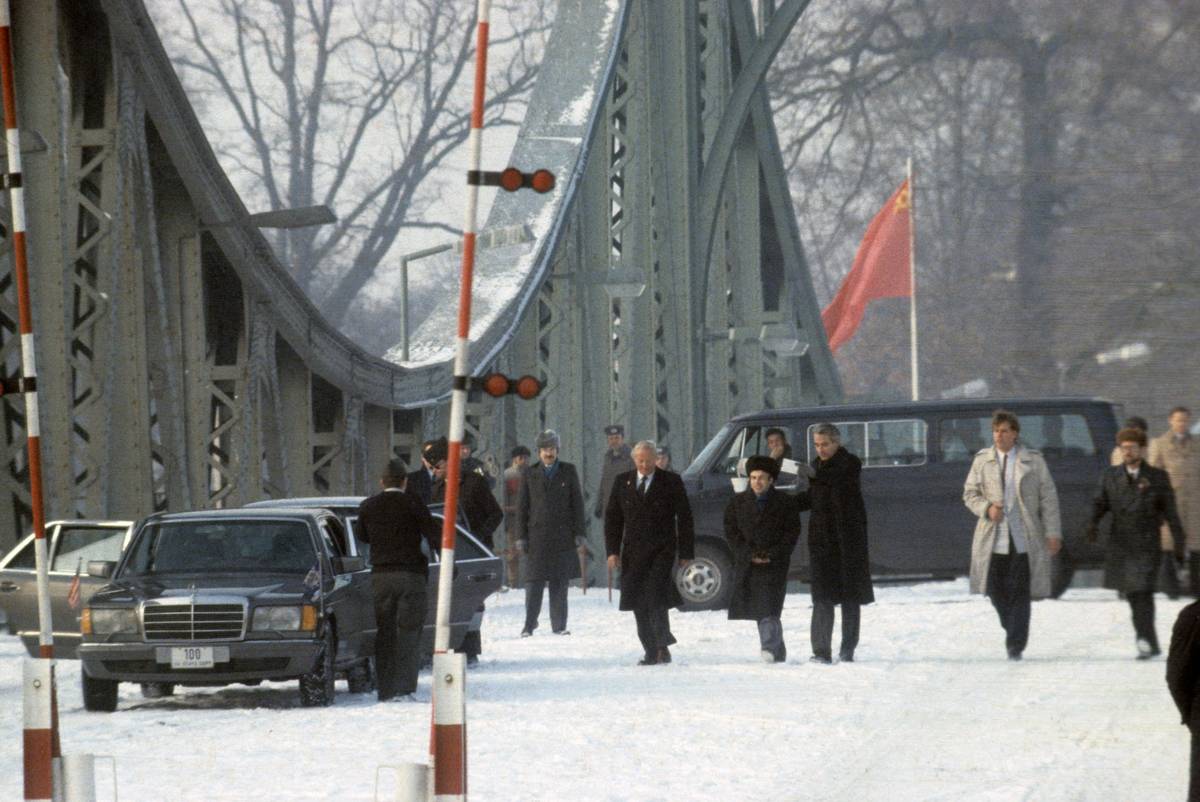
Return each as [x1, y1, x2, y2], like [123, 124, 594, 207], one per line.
[907, 157, 919, 401]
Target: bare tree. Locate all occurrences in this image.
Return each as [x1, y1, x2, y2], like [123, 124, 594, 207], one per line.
[149, 0, 550, 331]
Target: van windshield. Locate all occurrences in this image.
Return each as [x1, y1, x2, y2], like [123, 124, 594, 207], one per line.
[124, 521, 317, 575]
[682, 423, 734, 478]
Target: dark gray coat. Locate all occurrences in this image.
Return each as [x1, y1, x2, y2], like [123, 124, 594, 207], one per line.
[1088, 463, 1185, 594]
[515, 460, 585, 583]
[725, 488, 803, 621]
[803, 448, 874, 605]
[594, 444, 634, 519]
[604, 469, 695, 612]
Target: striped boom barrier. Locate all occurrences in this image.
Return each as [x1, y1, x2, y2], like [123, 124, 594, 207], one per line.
[430, 1, 492, 798]
[1, 4, 64, 799]
[23, 660, 53, 801]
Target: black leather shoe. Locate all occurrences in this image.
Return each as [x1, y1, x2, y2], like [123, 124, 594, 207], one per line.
[838, 652, 854, 663]
[637, 652, 658, 666]
[657, 647, 672, 664]
[1007, 650, 1023, 661]
[809, 654, 832, 665]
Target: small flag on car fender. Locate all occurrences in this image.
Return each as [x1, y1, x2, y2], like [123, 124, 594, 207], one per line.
[67, 558, 82, 610]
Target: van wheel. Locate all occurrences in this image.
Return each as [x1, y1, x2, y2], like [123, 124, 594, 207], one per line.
[82, 670, 118, 712]
[299, 627, 336, 707]
[677, 542, 733, 611]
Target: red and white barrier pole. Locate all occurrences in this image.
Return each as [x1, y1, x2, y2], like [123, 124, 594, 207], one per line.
[22, 660, 53, 801]
[428, 1, 492, 798]
[1, 5, 63, 800]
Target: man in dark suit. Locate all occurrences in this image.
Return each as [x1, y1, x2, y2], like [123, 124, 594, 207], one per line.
[356, 459, 439, 702]
[1088, 427, 1186, 658]
[407, 438, 443, 505]
[1168, 599, 1200, 801]
[515, 429, 586, 636]
[605, 440, 695, 665]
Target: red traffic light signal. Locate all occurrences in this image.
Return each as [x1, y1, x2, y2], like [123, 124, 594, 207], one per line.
[477, 373, 542, 399]
[469, 168, 556, 194]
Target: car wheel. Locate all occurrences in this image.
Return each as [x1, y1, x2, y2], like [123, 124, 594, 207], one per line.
[299, 626, 336, 707]
[676, 542, 733, 611]
[346, 657, 375, 694]
[140, 682, 175, 699]
[82, 669, 118, 713]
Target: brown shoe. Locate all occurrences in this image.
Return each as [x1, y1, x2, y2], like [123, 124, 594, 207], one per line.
[657, 646, 672, 664]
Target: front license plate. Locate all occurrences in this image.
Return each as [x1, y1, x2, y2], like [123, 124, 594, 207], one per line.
[170, 646, 214, 669]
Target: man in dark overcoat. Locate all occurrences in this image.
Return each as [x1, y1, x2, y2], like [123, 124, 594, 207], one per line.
[806, 423, 874, 663]
[594, 424, 634, 519]
[407, 438, 442, 504]
[1167, 599, 1200, 800]
[725, 455, 803, 663]
[605, 440, 696, 665]
[515, 429, 586, 636]
[1087, 426, 1186, 658]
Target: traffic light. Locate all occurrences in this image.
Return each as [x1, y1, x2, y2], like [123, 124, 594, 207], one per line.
[475, 373, 542, 400]
[468, 168, 556, 194]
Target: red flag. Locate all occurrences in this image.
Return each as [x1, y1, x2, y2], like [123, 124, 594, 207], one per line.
[821, 180, 912, 353]
[67, 559, 82, 611]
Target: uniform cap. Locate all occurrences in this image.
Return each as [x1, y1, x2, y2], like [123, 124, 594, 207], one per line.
[604, 424, 624, 436]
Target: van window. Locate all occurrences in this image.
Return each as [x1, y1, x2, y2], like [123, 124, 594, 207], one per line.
[714, 425, 797, 476]
[806, 420, 927, 468]
[938, 413, 1097, 463]
[2, 537, 36, 570]
[52, 527, 125, 572]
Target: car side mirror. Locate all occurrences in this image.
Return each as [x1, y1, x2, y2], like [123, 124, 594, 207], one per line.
[87, 560, 115, 579]
[332, 556, 365, 574]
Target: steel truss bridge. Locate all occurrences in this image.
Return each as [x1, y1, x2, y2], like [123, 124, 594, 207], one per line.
[0, 0, 840, 571]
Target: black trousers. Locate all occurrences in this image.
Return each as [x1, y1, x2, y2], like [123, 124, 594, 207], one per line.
[1127, 591, 1158, 651]
[524, 577, 568, 632]
[987, 552, 1031, 656]
[1190, 553, 1200, 598]
[633, 606, 676, 654]
[811, 601, 860, 659]
[372, 570, 427, 700]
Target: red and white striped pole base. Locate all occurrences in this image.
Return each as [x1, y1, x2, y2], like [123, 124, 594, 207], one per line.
[431, 652, 467, 800]
[22, 659, 54, 801]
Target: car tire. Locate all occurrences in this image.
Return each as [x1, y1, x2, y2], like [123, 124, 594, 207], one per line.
[346, 657, 375, 694]
[676, 541, 733, 611]
[140, 682, 175, 699]
[299, 626, 336, 707]
[82, 669, 118, 713]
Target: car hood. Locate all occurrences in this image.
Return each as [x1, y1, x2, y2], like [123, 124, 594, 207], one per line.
[91, 573, 319, 605]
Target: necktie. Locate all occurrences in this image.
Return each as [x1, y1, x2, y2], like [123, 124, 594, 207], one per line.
[638, 477, 648, 498]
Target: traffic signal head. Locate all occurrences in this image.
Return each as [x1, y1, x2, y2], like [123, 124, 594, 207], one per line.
[478, 373, 542, 399]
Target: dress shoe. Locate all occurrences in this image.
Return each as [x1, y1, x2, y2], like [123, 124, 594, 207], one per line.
[838, 651, 854, 663]
[519, 628, 533, 638]
[466, 654, 479, 666]
[809, 654, 832, 665]
[1136, 638, 1160, 660]
[637, 652, 658, 666]
[657, 647, 672, 664]
[553, 629, 571, 635]
[1007, 649, 1022, 661]
[760, 650, 775, 663]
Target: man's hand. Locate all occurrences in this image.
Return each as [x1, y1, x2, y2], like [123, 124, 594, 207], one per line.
[751, 556, 770, 565]
[1046, 537, 1062, 556]
[987, 503, 1004, 523]
[607, 554, 620, 570]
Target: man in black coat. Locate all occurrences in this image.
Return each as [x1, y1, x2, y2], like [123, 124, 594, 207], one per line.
[1087, 427, 1186, 658]
[1168, 599, 1200, 801]
[805, 423, 874, 664]
[515, 429, 586, 636]
[407, 438, 442, 505]
[725, 455, 803, 663]
[605, 440, 696, 665]
[356, 459, 439, 702]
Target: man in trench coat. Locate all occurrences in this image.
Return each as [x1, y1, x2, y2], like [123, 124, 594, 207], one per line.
[1149, 406, 1200, 596]
[1088, 426, 1186, 658]
[515, 429, 586, 636]
[605, 440, 695, 665]
[962, 409, 1062, 660]
[725, 455, 803, 663]
[806, 424, 874, 663]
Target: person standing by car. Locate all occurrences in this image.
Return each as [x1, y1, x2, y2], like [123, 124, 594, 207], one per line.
[1150, 407, 1200, 597]
[408, 438, 443, 504]
[725, 455, 802, 663]
[806, 424, 873, 664]
[605, 440, 695, 665]
[1167, 598, 1200, 801]
[962, 409, 1062, 661]
[1088, 427, 1186, 659]
[516, 430, 586, 636]
[1114, 417, 1180, 598]
[502, 446, 531, 588]
[594, 424, 634, 521]
[357, 459, 439, 702]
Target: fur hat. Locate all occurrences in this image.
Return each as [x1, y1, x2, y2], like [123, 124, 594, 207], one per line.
[745, 455, 779, 480]
[535, 429, 560, 450]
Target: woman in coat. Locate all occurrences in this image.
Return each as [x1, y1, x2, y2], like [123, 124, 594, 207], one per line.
[1088, 427, 1186, 658]
[725, 455, 803, 663]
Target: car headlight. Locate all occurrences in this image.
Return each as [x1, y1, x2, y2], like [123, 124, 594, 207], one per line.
[82, 608, 138, 635]
[251, 606, 304, 631]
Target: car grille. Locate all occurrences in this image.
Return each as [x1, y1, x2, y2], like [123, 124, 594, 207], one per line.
[143, 599, 247, 641]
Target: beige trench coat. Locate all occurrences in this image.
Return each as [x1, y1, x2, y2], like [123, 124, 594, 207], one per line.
[1149, 433, 1200, 551]
[962, 446, 1062, 598]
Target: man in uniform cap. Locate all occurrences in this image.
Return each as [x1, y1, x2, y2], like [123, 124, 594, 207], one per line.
[408, 438, 446, 504]
[595, 424, 634, 520]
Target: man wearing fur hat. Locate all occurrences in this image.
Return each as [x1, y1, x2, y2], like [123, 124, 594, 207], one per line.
[725, 455, 803, 662]
[515, 430, 586, 636]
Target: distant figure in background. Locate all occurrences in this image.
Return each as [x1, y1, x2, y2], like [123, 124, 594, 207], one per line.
[356, 459, 439, 702]
[1088, 427, 1186, 659]
[516, 430, 586, 636]
[605, 440, 695, 665]
[655, 446, 672, 472]
[1114, 416, 1179, 598]
[595, 424, 634, 520]
[501, 446, 531, 589]
[962, 409, 1061, 661]
[806, 424, 873, 664]
[407, 438, 443, 504]
[1150, 407, 1200, 597]
[1167, 599, 1200, 801]
[765, 427, 792, 467]
[725, 455, 802, 663]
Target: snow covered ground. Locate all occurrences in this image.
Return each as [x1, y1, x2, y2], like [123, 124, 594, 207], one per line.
[0, 580, 1190, 801]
